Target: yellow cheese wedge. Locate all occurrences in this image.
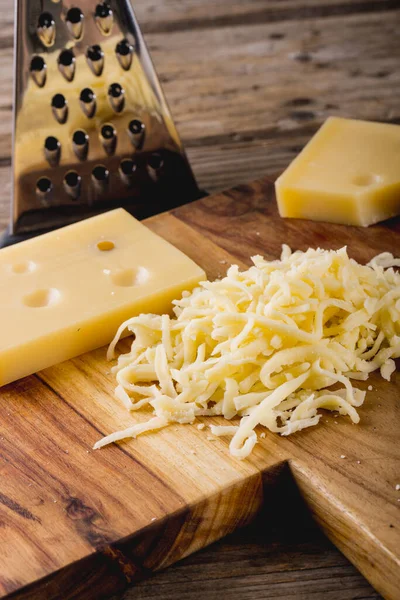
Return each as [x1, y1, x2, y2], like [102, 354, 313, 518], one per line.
[275, 117, 400, 226]
[0, 209, 205, 386]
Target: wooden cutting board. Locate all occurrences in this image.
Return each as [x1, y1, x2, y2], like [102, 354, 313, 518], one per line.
[1, 178, 399, 600]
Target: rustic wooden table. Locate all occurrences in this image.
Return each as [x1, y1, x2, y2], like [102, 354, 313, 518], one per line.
[1, 0, 398, 598]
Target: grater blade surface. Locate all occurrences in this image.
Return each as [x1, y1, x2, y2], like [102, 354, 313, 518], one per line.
[4, 0, 200, 245]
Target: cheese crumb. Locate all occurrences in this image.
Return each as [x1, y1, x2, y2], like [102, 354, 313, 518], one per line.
[340, 455, 346, 459]
[96, 246, 400, 459]
[367, 385, 373, 391]
[197, 423, 205, 430]
[260, 432, 266, 439]
[396, 484, 400, 491]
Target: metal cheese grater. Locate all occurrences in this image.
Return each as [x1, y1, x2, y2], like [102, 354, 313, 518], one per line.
[1, 0, 201, 246]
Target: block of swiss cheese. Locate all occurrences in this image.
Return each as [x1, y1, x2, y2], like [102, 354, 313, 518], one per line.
[276, 117, 400, 226]
[0, 209, 205, 386]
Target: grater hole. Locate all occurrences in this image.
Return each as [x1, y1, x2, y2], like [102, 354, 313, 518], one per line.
[80, 88, 95, 103]
[64, 171, 80, 187]
[97, 240, 114, 251]
[58, 49, 76, 81]
[100, 125, 117, 155]
[51, 94, 68, 124]
[44, 136, 61, 166]
[109, 83, 123, 98]
[129, 119, 144, 135]
[45, 136, 60, 152]
[148, 153, 164, 170]
[92, 165, 109, 182]
[108, 84, 125, 113]
[128, 119, 145, 149]
[23, 288, 60, 308]
[101, 124, 115, 139]
[59, 49, 75, 66]
[79, 88, 96, 118]
[30, 56, 47, 87]
[119, 159, 136, 185]
[52, 93, 66, 108]
[87, 44, 103, 61]
[120, 159, 136, 176]
[95, 2, 112, 18]
[116, 38, 134, 56]
[30, 56, 46, 72]
[37, 12, 56, 47]
[86, 44, 104, 75]
[37, 177, 52, 193]
[66, 7, 83, 23]
[66, 7, 84, 39]
[64, 171, 81, 199]
[73, 130, 88, 146]
[38, 12, 55, 28]
[94, 2, 113, 35]
[36, 178, 53, 205]
[115, 38, 134, 69]
[72, 130, 89, 160]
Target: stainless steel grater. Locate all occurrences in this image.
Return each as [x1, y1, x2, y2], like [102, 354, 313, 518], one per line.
[1, 0, 201, 246]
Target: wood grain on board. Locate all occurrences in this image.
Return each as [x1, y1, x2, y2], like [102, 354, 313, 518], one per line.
[0, 178, 399, 600]
[126, 481, 384, 600]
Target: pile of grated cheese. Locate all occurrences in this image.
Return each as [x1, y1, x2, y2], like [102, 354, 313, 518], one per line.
[94, 246, 400, 459]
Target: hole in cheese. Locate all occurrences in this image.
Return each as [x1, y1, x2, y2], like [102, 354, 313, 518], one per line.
[97, 240, 115, 251]
[110, 266, 149, 287]
[11, 261, 36, 274]
[23, 288, 60, 308]
[352, 174, 382, 187]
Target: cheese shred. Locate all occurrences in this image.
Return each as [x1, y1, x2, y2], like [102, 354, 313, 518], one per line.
[94, 246, 400, 458]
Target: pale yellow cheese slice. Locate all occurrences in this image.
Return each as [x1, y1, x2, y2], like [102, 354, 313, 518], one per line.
[275, 117, 400, 226]
[0, 209, 205, 386]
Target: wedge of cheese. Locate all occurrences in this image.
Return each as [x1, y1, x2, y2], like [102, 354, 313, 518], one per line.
[0, 209, 205, 386]
[276, 117, 400, 226]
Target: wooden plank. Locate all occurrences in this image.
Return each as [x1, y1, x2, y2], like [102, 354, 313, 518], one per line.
[131, 0, 400, 33]
[126, 479, 383, 600]
[146, 11, 400, 142]
[0, 178, 399, 600]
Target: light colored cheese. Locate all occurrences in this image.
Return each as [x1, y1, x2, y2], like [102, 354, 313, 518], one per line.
[95, 246, 400, 458]
[0, 209, 205, 386]
[275, 117, 400, 227]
